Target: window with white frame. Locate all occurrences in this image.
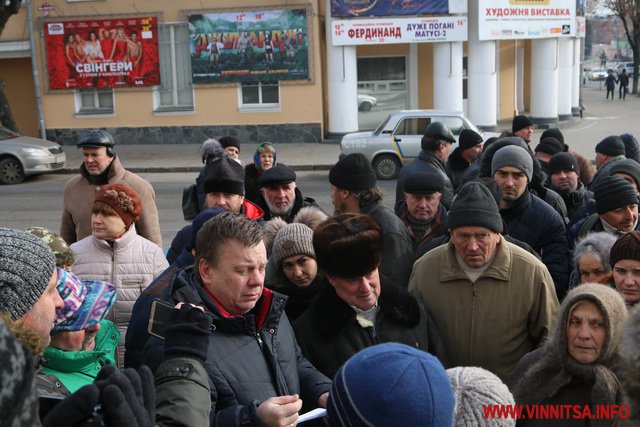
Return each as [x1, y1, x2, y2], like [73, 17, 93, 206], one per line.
[154, 23, 194, 112]
[75, 88, 114, 115]
[239, 81, 279, 110]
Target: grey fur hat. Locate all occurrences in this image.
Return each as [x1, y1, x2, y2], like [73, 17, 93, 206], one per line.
[447, 367, 515, 427]
[0, 228, 56, 320]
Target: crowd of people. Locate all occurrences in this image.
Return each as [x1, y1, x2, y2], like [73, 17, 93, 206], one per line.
[2, 121, 640, 426]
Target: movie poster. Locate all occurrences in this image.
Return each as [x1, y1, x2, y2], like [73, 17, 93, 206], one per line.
[330, 0, 449, 18]
[188, 8, 309, 84]
[44, 16, 160, 90]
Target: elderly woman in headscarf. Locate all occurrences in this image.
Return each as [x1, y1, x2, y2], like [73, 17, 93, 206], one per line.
[570, 232, 618, 288]
[244, 141, 277, 203]
[509, 284, 627, 427]
[70, 183, 168, 366]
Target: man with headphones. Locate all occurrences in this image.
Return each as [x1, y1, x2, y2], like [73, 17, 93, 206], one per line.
[60, 129, 162, 247]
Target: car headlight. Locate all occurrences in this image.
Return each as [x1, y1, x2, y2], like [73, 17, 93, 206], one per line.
[22, 148, 50, 157]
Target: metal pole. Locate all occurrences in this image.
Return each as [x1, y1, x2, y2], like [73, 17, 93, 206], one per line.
[25, 0, 46, 140]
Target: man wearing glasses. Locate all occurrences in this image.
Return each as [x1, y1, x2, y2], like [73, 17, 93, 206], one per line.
[409, 181, 559, 382]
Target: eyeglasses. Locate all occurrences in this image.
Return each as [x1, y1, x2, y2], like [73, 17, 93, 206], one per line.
[452, 232, 492, 243]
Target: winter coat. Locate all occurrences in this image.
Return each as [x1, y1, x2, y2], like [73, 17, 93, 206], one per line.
[60, 156, 162, 247]
[125, 250, 193, 369]
[142, 267, 332, 426]
[606, 74, 616, 90]
[70, 225, 168, 366]
[500, 190, 570, 299]
[409, 237, 559, 382]
[509, 284, 627, 427]
[244, 163, 262, 203]
[396, 200, 448, 256]
[293, 275, 439, 379]
[154, 356, 212, 427]
[568, 213, 640, 249]
[37, 320, 119, 397]
[264, 257, 326, 322]
[395, 150, 454, 209]
[256, 188, 325, 223]
[445, 146, 472, 191]
[360, 201, 415, 288]
[166, 199, 264, 264]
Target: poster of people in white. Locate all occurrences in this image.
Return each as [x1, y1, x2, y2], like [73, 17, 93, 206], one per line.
[478, 0, 576, 40]
[332, 16, 467, 46]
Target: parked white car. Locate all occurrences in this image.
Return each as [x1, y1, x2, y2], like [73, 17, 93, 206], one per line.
[357, 94, 377, 112]
[0, 126, 66, 184]
[340, 110, 499, 179]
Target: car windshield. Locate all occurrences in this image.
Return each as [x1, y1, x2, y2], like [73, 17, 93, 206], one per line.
[373, 116, 391, 135]
[0, 126, 18, 140]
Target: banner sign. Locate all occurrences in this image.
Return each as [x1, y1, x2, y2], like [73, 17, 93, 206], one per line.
[188, 8, 310, 84]
[331, 0, 448, 18]
[478, 0, 576, 40]
[44, 16, 159, 90]
[332, 16, 467, 46]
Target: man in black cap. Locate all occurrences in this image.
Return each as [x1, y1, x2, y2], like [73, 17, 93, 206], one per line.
[256, 164, 323, 222]
[445, 129, 484, 190]
[569, 176, 640, 247]
[547, 152, 593, 222]
[540, 128, 595, 186]
[60, 129, 162, 247]
[512, 115, 534, 146]
[588, 135, 628, 190]
[534, 136, 564, 175]
[396, 170, 448, 255]
[409, 182, 559, 382]
[219, 136, 240, 161]
[330, 153, 414, 288]
[395, 121, 456, 209]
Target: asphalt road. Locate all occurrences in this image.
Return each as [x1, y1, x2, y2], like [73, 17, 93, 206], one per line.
[0, 171, 397, 249]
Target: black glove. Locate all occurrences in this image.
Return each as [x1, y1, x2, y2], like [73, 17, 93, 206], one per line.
[42, 384, 101, 427]
[164, 304, 212, 362]
[43, 365, 155, 427]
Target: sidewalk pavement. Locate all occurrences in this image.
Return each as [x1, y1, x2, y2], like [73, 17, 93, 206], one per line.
[58, 81, 639, 174]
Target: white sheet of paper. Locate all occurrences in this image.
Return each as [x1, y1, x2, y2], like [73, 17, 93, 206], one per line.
[297, 408, 327, 423]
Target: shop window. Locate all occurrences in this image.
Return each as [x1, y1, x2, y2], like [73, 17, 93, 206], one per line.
[238, 81, 280, 111]
[154, 23, 194, 112]
[75, 88, 114, 115]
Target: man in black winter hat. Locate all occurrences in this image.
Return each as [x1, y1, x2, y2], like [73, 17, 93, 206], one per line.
[330, 153, 414, 288]
[512, 115, 534, 145]
[547, 152, 593, 221]
[409, 182, 559, 382]
[589, 135, 628, 190]
[569, 176, 640, 247]
[445, 129, 484, 190]
[534, 137, 564, 175]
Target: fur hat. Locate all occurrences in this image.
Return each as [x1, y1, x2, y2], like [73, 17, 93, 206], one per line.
[0, 317, 37, 427]
[447, 182, 503, 233]
[328, 343, 455, 427]
[218, 136, 240, 150]
[200, 138, 225, 164]
[593, 175, 638, 215]
[491, 145, 533, 182]
[263, 207, 328, 256]
[610, 231, 640, 268]
[447, 367, 516, 427]
[329, 153, 376, 192]
[272, 223, 315, 267]
[0, 228, 56, 320]
[94, 183, 142, 228]
[25, 227, 74, 268]
[596, 135, 625, 157]
[512, 115, 533, 133]
[313, 213, 382, 278]
[203, 157, 245, 196]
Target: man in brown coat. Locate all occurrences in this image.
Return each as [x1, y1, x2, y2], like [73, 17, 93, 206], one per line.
[60, 130, 161, 247]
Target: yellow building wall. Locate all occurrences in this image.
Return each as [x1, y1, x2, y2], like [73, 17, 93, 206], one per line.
[27, 0, 324, 132]
[1, 6, 28, 41]
[498, 40, 517, 120]
[0, 58, 38, 136]
[418, 44, 434, 109]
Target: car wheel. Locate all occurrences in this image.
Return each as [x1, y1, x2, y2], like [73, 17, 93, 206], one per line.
[359, 101, 372, 112]
[0, 157, 25, 184]
[372, 154, 401, 180]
